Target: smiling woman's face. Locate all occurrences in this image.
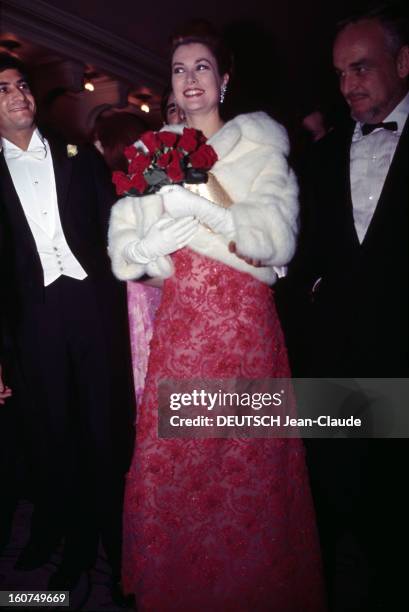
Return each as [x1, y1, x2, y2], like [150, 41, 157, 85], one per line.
[172, 42, 227, 118]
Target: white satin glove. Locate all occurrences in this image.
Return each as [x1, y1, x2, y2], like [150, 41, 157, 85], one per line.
[123, 215, 198, 264]
[161, 185, 235, 235]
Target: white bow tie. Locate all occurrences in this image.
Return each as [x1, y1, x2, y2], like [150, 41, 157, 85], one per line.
[3, 146, 47, 161]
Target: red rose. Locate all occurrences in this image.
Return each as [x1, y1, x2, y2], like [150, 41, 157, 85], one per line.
[178, 127, 199, 153]
[140, 130, 161, 153]
[123, 145, 138, 160]
[112, 171, 133, 195]
[158, 131, 178, 148]
[190, 144, 218, 170]
[157, 151, 171, 169]
[130, 172, 148, 194]
[129, 151, 151, 174]
[166, 149, 184, 182]
[197, 130, 207, 144]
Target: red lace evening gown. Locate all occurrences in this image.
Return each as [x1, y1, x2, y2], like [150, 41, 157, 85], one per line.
[122, 248, 325, 611]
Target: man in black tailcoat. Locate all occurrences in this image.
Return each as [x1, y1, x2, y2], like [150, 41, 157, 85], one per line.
[285, 5, 409, 610]
[297, 7, 408, 379]
[0, 53, 135, 594]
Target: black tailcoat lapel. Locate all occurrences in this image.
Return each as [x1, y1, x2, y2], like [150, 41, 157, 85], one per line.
[361, 115, 409, 250]
[46, 137, 73, 223]
[0, 152, 39, 257]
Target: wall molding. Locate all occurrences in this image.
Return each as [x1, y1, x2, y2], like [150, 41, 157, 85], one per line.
[1, 0, 168, 89]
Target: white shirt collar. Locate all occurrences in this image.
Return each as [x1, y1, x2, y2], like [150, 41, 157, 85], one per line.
[1, 128, 47, 154]
[353, 90, 409, 140]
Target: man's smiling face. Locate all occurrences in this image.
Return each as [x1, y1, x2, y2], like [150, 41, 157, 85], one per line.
[0, 68, 36, 141]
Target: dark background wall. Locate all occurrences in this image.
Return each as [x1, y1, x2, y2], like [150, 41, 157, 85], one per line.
[1, 0, 407, 141]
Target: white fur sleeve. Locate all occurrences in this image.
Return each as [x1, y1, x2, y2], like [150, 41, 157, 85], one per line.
[108, 194, 174, 280]
[230, 137, 299, 267]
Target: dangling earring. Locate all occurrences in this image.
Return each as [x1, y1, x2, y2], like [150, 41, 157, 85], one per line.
[220, 83, 227, 104]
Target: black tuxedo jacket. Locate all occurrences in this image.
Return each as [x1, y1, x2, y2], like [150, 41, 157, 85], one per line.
[0, 135, 135, 471]
[0, 137, 117, 312]
[290, 116, 409, 377]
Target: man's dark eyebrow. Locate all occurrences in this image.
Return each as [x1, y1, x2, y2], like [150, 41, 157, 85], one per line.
[334, 59, 371, 72]
[347, 58, 373, 69]
[0, 78, 27, 86]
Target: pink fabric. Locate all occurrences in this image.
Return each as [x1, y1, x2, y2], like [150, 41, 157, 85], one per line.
[127, 282, 161, 403]
[123, 248, 326, 611]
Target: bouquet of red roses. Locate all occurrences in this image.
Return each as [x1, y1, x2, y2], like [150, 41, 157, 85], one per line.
[112, 127, 218, 196]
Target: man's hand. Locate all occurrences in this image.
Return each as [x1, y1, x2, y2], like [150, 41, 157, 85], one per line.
[0, 365, 12, 405]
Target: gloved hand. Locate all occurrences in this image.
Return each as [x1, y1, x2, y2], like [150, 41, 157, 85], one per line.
[123, 215, 198, 264]
[161, 185, 235, 235]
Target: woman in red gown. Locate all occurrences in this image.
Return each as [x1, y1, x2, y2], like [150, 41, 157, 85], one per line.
[109, 23, 325, 612]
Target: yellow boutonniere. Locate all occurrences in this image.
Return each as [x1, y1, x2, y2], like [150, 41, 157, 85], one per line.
[67, 144, 78, 158]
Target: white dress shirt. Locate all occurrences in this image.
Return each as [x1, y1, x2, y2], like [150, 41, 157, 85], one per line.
[350, 92, 409, 243]
[2, 129, 87, 286]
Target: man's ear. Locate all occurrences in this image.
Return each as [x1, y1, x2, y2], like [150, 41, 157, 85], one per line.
[396, 45, 409, 78]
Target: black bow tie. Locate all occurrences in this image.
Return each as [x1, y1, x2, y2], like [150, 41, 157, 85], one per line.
[361, 121, 398, 136]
